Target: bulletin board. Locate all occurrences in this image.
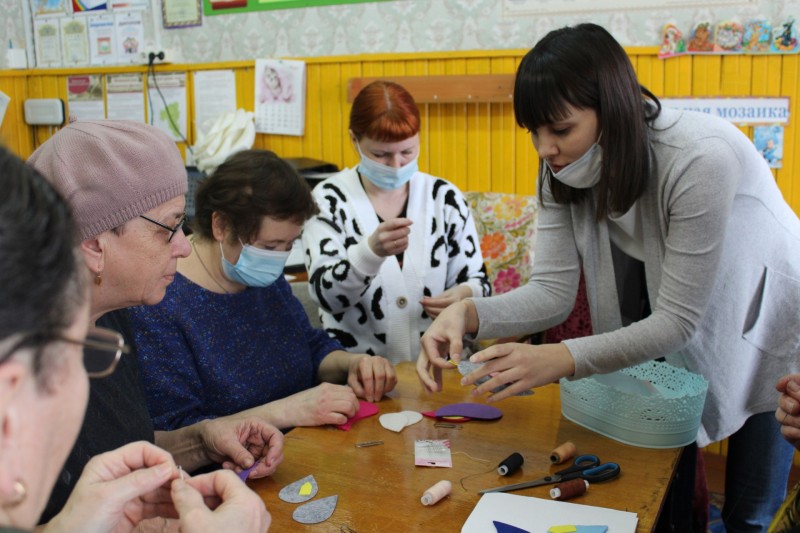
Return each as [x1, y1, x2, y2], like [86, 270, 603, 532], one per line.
[202, 0, 389, 17]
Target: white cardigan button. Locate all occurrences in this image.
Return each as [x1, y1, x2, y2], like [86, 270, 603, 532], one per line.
[397, 297, 408, 308]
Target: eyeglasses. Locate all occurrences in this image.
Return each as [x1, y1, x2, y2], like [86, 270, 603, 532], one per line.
[60, 326, 129, 378]
[139, 213, 187, 243]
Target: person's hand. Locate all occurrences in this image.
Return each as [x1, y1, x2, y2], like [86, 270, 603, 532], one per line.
[170, 470, 270, 533]
[282, 383, 360, 426]
[463, 342, 576, 402]
[421, 285, 473, 318]
[199, 416, 284, 480]
[776, 374, 800, 449]
[417, 299, 478, 393]
[346, 354, 397, 402]
[367, 218, 412, 257]
[46, 441, 180, 533]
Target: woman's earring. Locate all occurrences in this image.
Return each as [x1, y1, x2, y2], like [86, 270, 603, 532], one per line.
[3, 479, 27, 506]
[94, 271, 103, 286]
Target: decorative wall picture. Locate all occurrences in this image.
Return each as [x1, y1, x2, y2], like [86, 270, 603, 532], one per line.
[660, 17, 798, 58]
[772, 18, 798, 53]
[754, 125, 783, 169]
[254, 58, 305, 135]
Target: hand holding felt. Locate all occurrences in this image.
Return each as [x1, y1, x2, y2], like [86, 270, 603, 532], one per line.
[336, 400, 379, 431]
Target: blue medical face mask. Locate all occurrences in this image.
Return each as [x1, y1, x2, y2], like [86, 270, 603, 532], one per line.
[356, 142, 418, 190]
[220, 240, 290, 288]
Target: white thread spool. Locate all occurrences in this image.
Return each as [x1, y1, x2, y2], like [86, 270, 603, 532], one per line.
[421, 480, 452, 505]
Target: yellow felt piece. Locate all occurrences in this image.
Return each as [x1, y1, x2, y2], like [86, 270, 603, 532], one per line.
[548, 526, 577, 533]
[299, 482, 313, 496]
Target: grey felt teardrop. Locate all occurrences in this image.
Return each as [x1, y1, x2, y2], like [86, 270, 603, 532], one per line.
[278, 474, 318, 503]
[292, 494, 338, 524]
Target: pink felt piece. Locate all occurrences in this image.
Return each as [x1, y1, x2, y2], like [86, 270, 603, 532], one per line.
[435, 403, 502, 420]
[336, 400, 379, 431]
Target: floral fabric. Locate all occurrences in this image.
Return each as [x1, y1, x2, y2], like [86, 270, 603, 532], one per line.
[465, 191, 592, 342]
[464, 191, 538, 295]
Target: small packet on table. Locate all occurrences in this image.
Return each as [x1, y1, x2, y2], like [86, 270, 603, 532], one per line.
[415, 439, 452, 467]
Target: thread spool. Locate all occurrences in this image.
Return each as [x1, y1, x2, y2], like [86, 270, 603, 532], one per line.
[550, 441, 577, 464]
[497, 452, 524, 476]
[421, 480, 452, 506]
[550, 478, 589, 501]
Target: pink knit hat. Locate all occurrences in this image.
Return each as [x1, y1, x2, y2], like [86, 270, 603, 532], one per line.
[28, 121, 188, 241]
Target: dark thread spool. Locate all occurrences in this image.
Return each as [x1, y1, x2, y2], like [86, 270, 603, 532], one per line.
[550, 478, 589, 501]
[497, 452, 524, 476]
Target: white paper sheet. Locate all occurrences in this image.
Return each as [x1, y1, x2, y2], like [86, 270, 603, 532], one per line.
[192, 70, 236, 137]
[0, 91, 10, 128]
[147, 71, 187, 141]
[461, 493, 638, 533]
[106, 72, 145, 122]
[114, 11, 143, 64]
[67, 75, 105, 121]
[60, 17, 90, 66]
[33, 17, 62, 67]
[88, 14, 116, 65]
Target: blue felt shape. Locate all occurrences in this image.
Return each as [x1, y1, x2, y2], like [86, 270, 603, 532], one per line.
[575, 527, 608, 533]
[493, 520, 530, 533]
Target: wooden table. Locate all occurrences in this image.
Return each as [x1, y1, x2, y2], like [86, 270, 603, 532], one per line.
[250, 362, 681, 532]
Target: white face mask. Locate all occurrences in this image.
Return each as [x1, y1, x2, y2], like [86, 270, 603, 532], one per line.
[546, 141, 603, 189]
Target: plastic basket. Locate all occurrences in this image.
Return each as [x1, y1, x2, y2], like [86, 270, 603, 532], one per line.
[560, 360, 709, 449]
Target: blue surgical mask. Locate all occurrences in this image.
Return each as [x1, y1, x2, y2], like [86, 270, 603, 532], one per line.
[220, 240, 290, 288]
[356, 142, 418, 190]
[546, 140, 603, 189]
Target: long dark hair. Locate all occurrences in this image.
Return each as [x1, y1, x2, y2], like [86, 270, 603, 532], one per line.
[514, 23, 661, 219]
[0, 146, 84, 386]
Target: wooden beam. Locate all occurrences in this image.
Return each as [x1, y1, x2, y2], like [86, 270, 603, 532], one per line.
[347, 74, 515, 104]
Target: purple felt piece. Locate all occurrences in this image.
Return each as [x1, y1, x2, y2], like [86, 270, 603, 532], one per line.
[336, 400, 379, 431]
[237, 461, 259, 481]
[422, 411, 472, 422]
[493, 520, 530, 533]
[435, 403, 502, 420]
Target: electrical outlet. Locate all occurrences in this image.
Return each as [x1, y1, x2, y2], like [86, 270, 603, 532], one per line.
[138, 48, 180, 65]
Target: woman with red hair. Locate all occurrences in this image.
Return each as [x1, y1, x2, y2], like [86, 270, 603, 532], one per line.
[303, 81, 490, 364]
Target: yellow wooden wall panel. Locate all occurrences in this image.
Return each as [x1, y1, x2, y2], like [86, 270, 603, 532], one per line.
[444, 58, 467, 192]
[425, 59, 446, 182]
[779, 54, 798, 211]
[338, 61, 362, 170]
[694, 55, 722, 96]
[465, 57, 491, 193]
[489, 56, 516, 194]
[0, 46, 797, 212]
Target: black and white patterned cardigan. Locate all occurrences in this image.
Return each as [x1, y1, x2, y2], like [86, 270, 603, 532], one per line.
[302, 167, 491, 364]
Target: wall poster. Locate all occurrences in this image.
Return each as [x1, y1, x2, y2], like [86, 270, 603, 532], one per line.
[203, 0, 390, 17]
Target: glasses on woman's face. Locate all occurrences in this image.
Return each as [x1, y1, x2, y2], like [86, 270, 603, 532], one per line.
[139, 213, 187, 243]
[61, 326, 129, 378]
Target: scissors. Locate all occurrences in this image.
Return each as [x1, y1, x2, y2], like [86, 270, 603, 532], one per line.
[478, 454, 620, 494]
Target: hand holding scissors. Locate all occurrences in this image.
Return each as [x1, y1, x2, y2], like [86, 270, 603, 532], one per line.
[478, 454, 620, 494]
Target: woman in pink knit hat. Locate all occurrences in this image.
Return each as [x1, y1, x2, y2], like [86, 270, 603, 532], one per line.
[28, 121, 279, 533]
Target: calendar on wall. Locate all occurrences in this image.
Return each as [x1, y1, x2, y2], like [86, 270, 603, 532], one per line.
[253, 58, 305, 136]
